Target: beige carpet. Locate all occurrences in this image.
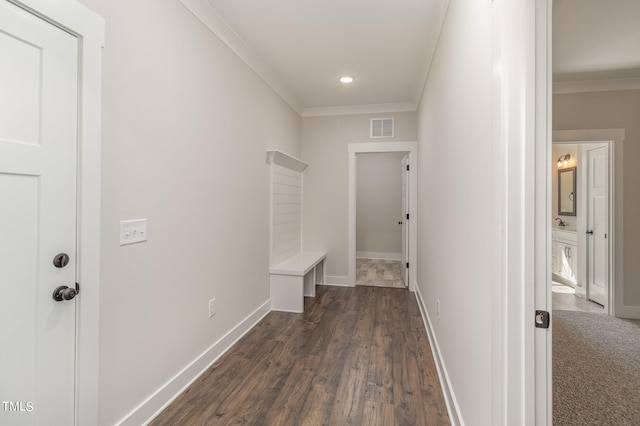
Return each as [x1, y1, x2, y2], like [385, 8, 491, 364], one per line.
[553, 310, 640, 425]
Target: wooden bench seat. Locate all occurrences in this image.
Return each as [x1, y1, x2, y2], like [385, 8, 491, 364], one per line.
[269, 251, 326, 313]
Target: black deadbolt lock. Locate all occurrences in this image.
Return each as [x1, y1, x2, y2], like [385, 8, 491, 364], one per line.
[53, 253, 70, 268]
[535, 310, 550, 329]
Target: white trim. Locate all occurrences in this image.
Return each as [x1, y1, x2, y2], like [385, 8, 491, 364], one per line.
[411, 0, 450, 108]
[553, 77, 640, 95]
[348, 141, 417, 292]
[553, 129, 627, 318]
[617, 305, 640, 318]
[178, 0, 303, 114]
[6, 1, 105, 424]
[265, 149, 308, 172]
[356, 251, 402, 261]
[414, 285, 462, 425]
[534, 2, 553, 425]
[322, 276, 351, 286]
[302, 102, 416, 117]
[492, 0, 549, 424]
[117, 300, 272, 426]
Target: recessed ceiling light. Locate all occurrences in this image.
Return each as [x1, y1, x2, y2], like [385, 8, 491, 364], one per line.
[339, 76, 354, 84]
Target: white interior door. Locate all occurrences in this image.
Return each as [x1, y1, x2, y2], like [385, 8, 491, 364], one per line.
[586, 145, 609, 307]
[0, 3, 78, 424]
[401, 155, 409, 286]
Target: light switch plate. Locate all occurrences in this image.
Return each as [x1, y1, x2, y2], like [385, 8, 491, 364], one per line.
[120, 219, 148, 245]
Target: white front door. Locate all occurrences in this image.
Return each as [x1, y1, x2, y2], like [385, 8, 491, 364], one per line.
[585, 145, 609, 307]
[0, 2, 78, 424]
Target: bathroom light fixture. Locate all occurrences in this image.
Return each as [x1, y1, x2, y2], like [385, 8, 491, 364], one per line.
[557, 154, 570, 168]
[339, 76, 354, 83]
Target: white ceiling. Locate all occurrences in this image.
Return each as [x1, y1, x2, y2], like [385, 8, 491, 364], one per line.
[195, 0, 442, 115]
[182, 0, 640, 115]
[553, 0, 640, 82]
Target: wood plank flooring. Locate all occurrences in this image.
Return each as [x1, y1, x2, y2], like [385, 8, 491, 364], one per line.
[151, 285, 450, 426]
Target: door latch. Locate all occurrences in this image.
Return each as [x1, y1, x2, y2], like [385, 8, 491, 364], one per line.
[535, 310, 550, 328]
[52, 283, 79, 302]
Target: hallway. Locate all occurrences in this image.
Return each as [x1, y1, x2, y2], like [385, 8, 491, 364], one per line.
[151, 285, 449, 425]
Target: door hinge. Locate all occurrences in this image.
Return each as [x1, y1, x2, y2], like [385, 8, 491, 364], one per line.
[406, 262, 409, 269]
[406, 164, 410, 171]
[406, 213, 410, 220]
[535, 310, 550, 329]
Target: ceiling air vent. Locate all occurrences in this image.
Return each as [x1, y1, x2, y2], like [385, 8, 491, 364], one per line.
[370, 118, 394, 138]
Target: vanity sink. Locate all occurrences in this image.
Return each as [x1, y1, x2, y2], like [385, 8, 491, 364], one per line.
[553, 226, 576, 232]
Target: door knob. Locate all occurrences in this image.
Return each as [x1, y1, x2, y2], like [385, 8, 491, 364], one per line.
[52, 285, 77, 301]
[586, 230, 594, 235]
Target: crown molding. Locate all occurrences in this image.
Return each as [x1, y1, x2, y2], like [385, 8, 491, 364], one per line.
[301, 102, 416, 118]
[553, 77, 640, 94]
[412, 0, 450, 108]
[179, 0, 304, 115]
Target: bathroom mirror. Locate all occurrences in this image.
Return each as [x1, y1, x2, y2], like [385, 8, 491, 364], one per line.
[558, 167, 576, 216]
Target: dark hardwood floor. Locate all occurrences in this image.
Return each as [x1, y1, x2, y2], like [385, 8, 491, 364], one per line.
[151, 285, 450, 425]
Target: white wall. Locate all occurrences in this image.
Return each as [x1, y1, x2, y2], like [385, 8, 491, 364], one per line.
[554, 89, 640, 307]
[301, 112, 417, 281]
[416, 0, 494, 423]
[76, 1, 301, 424]
[356, 152, 404, 257]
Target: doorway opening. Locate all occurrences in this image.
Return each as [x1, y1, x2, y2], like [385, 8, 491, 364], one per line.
[551, 140, 611, 314]
[355, 152, 407, 288]
[347, 141, 417, 291]
[552, 130, 624, 317]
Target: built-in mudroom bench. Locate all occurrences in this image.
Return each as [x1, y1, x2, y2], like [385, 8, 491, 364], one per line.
[266, 150, 326, 313]
[270, 251, 325, 313]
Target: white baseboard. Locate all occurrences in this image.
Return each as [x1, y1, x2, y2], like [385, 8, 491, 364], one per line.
[323, 275, 352, 286]
[414, 286, 463, 426]
[616, 304, 640, 319]
[356, 251, 402, 261]
[116, 300, 272, 426]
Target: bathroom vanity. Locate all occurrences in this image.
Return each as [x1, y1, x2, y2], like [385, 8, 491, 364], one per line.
[552, 228, 577, 285]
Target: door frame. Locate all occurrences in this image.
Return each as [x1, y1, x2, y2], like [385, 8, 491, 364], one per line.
[492, 0, 552, 424]
[553, 130, 625, 317]
[401, 153, 410, 286]
[6, 0, 104, 424]
[347, 141, 417, 291]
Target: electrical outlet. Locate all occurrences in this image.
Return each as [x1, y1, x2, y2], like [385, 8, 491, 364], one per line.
[120, 219, 148, 245]
[437, 299, 440, 319]
[208, 298, 216, 318]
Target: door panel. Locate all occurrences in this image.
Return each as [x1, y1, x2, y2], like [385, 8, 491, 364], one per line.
[586, 146, 608, 306]
[0, 3, 78, 424]
[0, 30, 40, 145]
[401, 155, 409, 286]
